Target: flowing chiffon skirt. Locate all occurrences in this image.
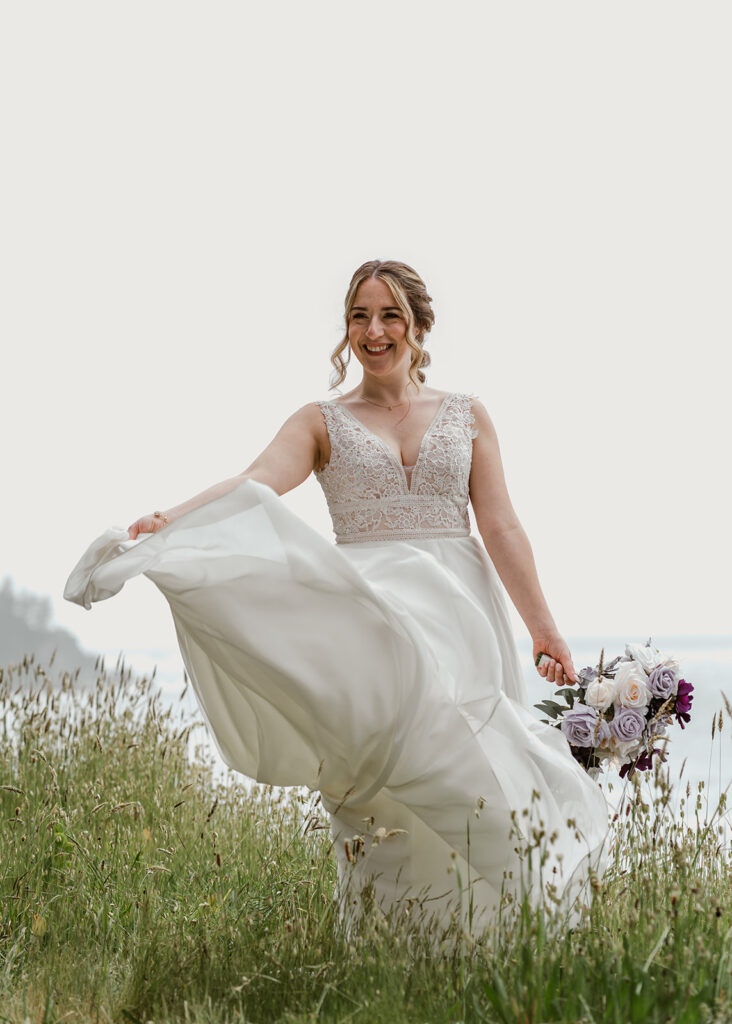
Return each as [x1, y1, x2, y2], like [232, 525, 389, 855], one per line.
[64, 478, 610, 938]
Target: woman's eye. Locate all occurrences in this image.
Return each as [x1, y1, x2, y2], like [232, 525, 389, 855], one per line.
[351, 312, 399, 320]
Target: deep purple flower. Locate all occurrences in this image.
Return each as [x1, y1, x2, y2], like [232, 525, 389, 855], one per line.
[674, 679, 694, 729]
[619, 746, 668, 779]
[609, 706, 646, 743]
[647, 664, 678, 700]
[561, 706, 611, 748]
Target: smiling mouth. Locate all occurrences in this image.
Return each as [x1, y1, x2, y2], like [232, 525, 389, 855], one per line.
[363, 343, 392, 353]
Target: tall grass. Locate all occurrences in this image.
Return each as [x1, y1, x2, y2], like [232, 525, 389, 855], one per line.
[1, 654, 731, 1023]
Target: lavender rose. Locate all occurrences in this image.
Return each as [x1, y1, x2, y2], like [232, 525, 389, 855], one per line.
[609, 706, 646, 743]
[647, 664, 679, 700]
[560, 706, 611, 748]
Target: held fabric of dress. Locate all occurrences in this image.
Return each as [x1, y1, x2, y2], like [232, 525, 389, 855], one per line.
[64, 391, 610, 937]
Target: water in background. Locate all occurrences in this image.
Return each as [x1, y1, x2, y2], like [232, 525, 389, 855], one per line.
[106, 634, 732, 817]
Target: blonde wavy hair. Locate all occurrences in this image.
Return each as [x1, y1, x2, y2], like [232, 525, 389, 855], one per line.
[329, 260, 435, 392]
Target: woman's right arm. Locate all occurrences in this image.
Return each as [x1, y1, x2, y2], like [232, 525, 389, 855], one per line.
[127, 402, 327, 539]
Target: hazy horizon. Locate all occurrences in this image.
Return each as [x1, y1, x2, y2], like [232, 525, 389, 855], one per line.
[2, 573, 728, 686]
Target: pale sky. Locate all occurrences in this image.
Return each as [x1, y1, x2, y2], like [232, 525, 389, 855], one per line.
[2, 1, 730, 670]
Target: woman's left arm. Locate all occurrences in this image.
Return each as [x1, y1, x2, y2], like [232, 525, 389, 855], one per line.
[468, 398, 577, 686]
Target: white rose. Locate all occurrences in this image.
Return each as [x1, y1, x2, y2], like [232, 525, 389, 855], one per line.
[584, 677, 619, 711]
[614, 661, 652, 709]
[608, 735, 645, 762]
[624, 642, 663, 674]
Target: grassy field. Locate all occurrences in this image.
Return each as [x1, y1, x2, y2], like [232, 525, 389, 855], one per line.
[1, 654, 731, 1024]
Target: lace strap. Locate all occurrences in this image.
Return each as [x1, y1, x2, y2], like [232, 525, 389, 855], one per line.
[454, 392, 479, 440]
[315, 399, 339, 433]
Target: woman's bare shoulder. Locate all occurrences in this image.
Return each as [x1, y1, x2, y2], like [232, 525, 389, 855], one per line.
[282, 401, 330, 433]
[267, 402, 330, 473]
[282, 400, 330, 420]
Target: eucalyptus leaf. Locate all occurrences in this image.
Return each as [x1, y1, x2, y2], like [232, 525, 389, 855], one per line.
[555, 686, 581, 702]
[534, 700, 565, 720]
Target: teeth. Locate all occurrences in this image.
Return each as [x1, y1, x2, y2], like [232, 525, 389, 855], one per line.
[365, 344, 390, 352]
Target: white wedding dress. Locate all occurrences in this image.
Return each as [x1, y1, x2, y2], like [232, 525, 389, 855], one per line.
[64, 391, 610, 939]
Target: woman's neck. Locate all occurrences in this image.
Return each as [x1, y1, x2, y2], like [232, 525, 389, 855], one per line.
[356, 373, 419, 407]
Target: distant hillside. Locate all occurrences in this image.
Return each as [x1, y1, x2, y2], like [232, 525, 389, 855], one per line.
[0, 576, 99, 686]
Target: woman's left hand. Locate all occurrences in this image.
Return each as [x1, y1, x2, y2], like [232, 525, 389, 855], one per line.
[532, 633, 578, 687]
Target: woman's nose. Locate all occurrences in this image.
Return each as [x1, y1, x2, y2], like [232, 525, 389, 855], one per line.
[365, 317, 384, 338]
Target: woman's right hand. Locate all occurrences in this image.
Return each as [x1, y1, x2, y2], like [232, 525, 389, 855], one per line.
[127, 513, 170, 540]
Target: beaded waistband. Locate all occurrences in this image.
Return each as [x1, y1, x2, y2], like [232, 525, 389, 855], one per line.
[336, 526, 471, 545]
[327, 494, 472, 546]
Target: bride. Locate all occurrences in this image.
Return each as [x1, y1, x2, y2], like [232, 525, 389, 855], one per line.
[65, 259, 609, 940]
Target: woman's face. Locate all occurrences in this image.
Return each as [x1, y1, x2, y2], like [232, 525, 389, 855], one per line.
[347, 277, 413, 378]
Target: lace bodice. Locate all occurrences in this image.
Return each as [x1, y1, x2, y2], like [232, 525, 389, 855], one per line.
[314, 392, 479, 543]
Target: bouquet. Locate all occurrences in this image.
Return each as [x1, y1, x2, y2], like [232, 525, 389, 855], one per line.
[534, 638, 695, 779]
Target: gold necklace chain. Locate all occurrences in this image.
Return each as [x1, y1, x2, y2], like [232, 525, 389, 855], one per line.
[357, 392, 412, 427]
[359, 397, 404, 411]
[358, 392, 411, 411]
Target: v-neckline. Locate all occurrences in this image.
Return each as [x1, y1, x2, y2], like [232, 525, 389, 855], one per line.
[331, 392, 454, 494]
